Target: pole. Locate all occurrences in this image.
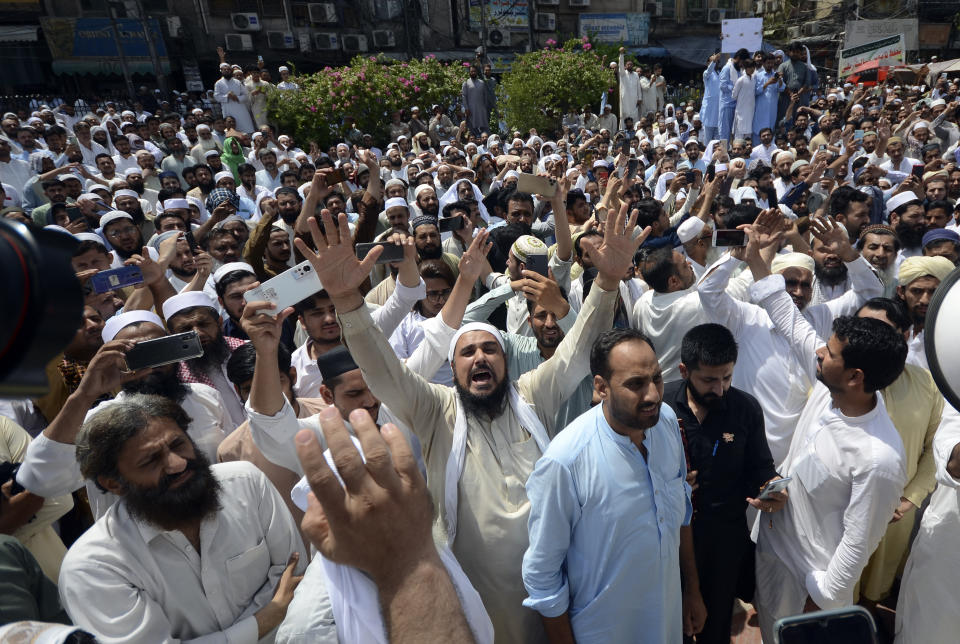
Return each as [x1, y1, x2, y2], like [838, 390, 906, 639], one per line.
[527, 0, 535, 52]
[108, 6, 137, 104]
[132, 0, 168, 97]
[480, 0, 488, 60]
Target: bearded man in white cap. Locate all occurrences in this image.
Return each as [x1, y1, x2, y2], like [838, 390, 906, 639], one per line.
[286, 208, 646, 644]
[163, 291, 248, 429]
[17, 310, 232, 519]
[213, 62, 255, 133]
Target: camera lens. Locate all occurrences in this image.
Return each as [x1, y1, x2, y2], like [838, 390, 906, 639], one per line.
[303, 265, 311, 272]
[0, 220, 84, 397]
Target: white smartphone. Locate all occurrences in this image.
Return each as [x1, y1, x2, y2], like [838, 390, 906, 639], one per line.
[758, 477, 792, 500]
[516, 173, 558, 198]
[243, 260, 324, 314]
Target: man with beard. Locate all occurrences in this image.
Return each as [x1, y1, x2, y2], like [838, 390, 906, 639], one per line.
[163, 234, 199, 291]
[748, 253, 907, 641]
[99, 211, 152, 267]
[213, 261, 262, 342]
[124, 167, 159, 210]
[414, 183, 440, 218]
[857, 224, 901, 297]
[245, 189, 295, 280]
[255, 149, 282, 191]
[879, 137, 921, 183]
[186, 164, 215, 203]
[829, 186, 871, 242]
[28, 178, 68, 226]
[293, 207, 643, 643]
[522, 327, 699, 643]
[661, 324, 782, 644]
[58, 393, 304, 641]
[162, 291, 248, 430]
[17, 311, 231, 519]
[189, 123, 222, 164]
[887, 192, 926, 263]
[160, 137, 196, 190]
[896, 255, 955, 369]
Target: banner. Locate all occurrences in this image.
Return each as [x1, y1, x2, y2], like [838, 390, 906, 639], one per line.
[40, 17, 170, 76]
[578, 13, 650, 46]
[844, 19, 917, 52]
[838, 34, 905, 78]
[468, 0, 529, 31]
[721, 18, 762, 54]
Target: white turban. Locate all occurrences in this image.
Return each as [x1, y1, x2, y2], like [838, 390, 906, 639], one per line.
[448, 322, 506, 363]
[102, 310, 164, 342]
[162, 291, 218, 320]
[771, 252, 815, 275]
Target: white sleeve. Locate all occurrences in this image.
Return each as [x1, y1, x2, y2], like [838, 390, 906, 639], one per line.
[405, 313, 458, 382]
[370, 278, 426, 339]
[246, 398, 322, 476]
[17, 433, 84, 497]
[751, 274, 823, 383]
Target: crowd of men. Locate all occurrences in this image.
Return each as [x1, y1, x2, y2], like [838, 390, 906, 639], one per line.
[0, 43, 960, 644]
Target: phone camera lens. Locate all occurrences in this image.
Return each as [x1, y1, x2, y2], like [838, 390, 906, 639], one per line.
[304, 266, 311, 272]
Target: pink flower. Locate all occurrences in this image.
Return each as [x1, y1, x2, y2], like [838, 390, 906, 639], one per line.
[414, 86, 420, 92]
[582, 35, 589, 42]
[420, 73, 428, 80]
[370, 56, 377, 61]
[308, 106, 317, 113]
[583, 43, 592, 50]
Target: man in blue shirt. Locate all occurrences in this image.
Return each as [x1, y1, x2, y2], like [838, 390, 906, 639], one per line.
[753, 53, 784, 143]
[719, 49, 749, 144]
[522, 328, 702, 643]
[701, 53, 722, 144]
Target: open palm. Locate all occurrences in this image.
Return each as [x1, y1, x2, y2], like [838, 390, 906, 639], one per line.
[293, 211, 380, 298]
[582, 203, 650, 282]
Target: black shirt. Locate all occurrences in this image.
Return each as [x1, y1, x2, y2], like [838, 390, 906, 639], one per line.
[663, 380, 778, 521]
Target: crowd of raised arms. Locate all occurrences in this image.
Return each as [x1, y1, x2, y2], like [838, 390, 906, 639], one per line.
[0, 40, 959, 644]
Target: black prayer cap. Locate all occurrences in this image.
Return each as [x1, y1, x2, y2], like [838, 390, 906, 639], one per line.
[317, 346, 359, 380]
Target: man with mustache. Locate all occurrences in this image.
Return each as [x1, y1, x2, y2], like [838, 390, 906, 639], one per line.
[857, 224, 901, 297]
[663, 324, 782, 644]
[57, 392, 304, 641]
[895, 255, 955, 369]
[291, 207, 646, 643]
[163, 291, 248, 430]
[887, 192, 927, 264]
[17, 311, 233, 521]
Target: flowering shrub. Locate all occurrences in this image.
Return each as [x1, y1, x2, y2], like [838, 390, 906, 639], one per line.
[267, 55, 469, 148]
[497, 36, 616, 135]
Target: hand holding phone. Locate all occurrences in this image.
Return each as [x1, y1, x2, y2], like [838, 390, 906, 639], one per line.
[125, 331, 204, 371]
[516, 173, 558, 198]
[712, 229, 746, 247]
[243, 260, 325, 313]
[355, 241, 406, 265]
[758, 477, 792, 501]
[523, 254, 549, 278]
[90, 266, 144, 294]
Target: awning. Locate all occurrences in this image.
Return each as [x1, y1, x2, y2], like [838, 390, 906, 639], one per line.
[625, 46, 670, 59]
[0, 26, 40, 43]
[52, 59, 172, 76]
[659, 37, 776, 68]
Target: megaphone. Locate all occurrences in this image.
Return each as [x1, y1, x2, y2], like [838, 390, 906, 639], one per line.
[924, 267, 960, 412]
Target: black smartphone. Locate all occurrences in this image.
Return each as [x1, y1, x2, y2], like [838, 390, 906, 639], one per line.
[356, 241, 406, 265]
[706, 163, 716, 182]
[184, 230, 199, 253]
[89, 265, 144, 294]
[620, 139, 631, 156]
[438, 215, 464, 233]
[326, 168, 347, 184]
[66, 205, 84, 222]
[524, 254, 549, 277]
[626, 158, 640, 180]
[685, 170, 695, 184]
[712, 229, 747, 247]
[125, 331, 204, 371]
[775, 606, 878, 644]
[912, 164, 925, 179]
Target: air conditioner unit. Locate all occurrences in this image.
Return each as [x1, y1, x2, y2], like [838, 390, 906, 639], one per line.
[486, 28, 511, 47]
[535, 12, 556, 31]
[297, 31, 311, 52]
[539, 0, 559, 5]
[786, 26, 801, 39]
[341, 34, 368, 52]
[569, 0, 590, 6]
[372, 30, 396, 48]
[308, 2, 337, 24]
[802, 22, 819, 36]
[707, 7, 725, 23]
[313, 32, 339, 50]
[224, 33, 254, 51]
[267, 31, 296, 49]
[230, 12, 261, 31]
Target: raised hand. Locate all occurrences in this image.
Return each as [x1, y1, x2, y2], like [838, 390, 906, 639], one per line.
[240, 296, 295, 350]
[293, 210, 381, 300]
[581, 202, 651, 290]
[457, 228, 491, 284]
[809, 215, 857, 261]
[76, 339, 149, 399]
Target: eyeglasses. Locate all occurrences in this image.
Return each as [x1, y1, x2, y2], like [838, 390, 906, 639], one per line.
[425, 288, 452, 300]
[107, 225, 138, 238]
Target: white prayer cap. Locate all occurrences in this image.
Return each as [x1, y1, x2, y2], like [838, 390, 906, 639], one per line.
[113, 189, 139, 201]
[120, 110, 135, 118]
[149, 230, 180, 250]
[162, 198, 189, 210]
[677, 216, 706, 244]
[44, 225, 70, 234]
[162, 291, 218, 321]
[734, 186, 758, 204]
[73, 232, 105, 245]
[192, 108, 204, 116]
[665, 117, 676, 124]
[931, 98, 946, 108]
[790, 159, 809, 174]
[123, 167, 142, 177]
[252, 132, 264, 140]
[219, 62, 230, 69]
[912, 120, 930, 131]
[413, 184, 435, 199]
[510, 234, 547, 263]
[99, 211, 132, 228]
[504, 170, 520, 181]
[771, 252, 815, 275]
[278, 66, 289, 72]
[196, 124, 211, 132]
[886, 191, 921, 215]
[592, 159, 608, 170]
[827, 93, 838, 100]
[102, 310, 164, 342]
[448, 322, 506, 363]
[204, 149, 221, 159]
[384, 178, 406, 190]
[384, 196, 409, 210]
[213, 261, 255, 284]
[214, 170, 235, 183]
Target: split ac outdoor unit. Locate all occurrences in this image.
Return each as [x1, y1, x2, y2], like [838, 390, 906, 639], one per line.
[486, 28, 510, 47]
[536, 12, 556, 31]
[224, 33, 254, 51]
[267, 31, 296, 49]
[341, 34, 368, 52]
[307, 2, 337, 24]
[569, 0, 590, 7]
[313, 32, 339, 50]
[539, 0, 559, 5]
[372, 30, 396, 48]
[231, 12, 261, 31]
[707, 8, 725, 23]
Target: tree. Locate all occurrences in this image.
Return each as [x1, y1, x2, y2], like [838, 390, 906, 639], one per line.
[266, 55, 468, 149]
[497, 36, 616, 135]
